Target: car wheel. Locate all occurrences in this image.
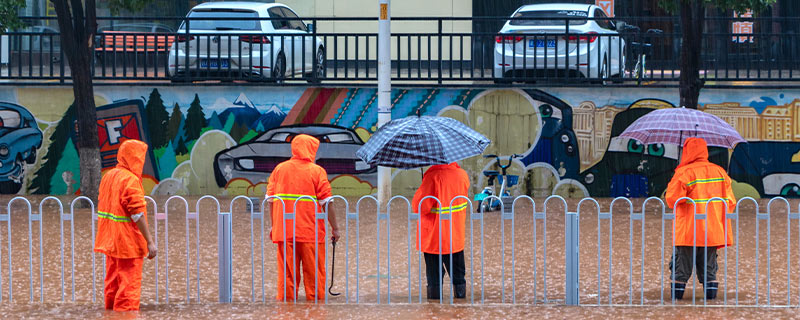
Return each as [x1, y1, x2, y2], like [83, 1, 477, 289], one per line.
[307, 48, 325, 84]
[612, 51, 625, 83]
[272, 52, 286, 81]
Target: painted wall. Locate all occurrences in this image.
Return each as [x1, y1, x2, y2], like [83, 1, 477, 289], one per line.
[0, 85, 797, 199]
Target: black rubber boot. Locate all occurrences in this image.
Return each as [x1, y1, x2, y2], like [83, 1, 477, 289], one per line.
[671, 282, 686, 300]
[427, 286, 441, 300]
[705, 282, 718, 300]
[455, 284, 466, 299]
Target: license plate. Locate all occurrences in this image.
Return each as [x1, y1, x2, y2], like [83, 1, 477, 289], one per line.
[529, 39, 556, 48]
[200, 59, 229, 68]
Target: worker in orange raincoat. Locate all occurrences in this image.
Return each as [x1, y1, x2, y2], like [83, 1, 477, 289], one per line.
[412, 162, 470, 300]
[267, 134, 340, 302]
[665, 137, 735, 300]
[94, 139, 157, 311]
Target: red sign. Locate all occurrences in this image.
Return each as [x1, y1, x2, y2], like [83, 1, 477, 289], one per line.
[732, 10, 754, 43]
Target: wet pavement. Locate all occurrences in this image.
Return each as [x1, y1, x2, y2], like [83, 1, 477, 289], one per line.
[1, 195, 800, 317]
[3, 302, 800, 319]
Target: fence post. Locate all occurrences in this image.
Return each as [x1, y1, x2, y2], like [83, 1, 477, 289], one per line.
[565, 210, 579, 305]
[218, 209, 233, 303]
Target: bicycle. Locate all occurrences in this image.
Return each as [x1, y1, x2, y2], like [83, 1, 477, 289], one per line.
[473, 154, 521, 212]
[623, 26, 663, 82]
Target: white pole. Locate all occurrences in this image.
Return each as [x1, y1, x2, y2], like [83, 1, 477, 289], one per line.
[377, 0, 391, 209]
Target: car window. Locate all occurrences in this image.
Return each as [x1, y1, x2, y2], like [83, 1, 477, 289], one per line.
[183, 9, 260, 31]
[280, 7, 307, 32]
[510, 10, 588, 26]
[594, 9, 614, 30]
[0, 110, 22, 128]
[268, 132, 292, 142]
[268, 7, 289, 30]
[320, 133, 355, 143]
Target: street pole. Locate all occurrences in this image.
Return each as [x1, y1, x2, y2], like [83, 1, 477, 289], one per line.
[377, 0, 391, 209]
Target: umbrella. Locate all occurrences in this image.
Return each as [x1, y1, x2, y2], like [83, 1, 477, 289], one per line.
[356, 116, 491, 168]
[619, 107, 745, 149]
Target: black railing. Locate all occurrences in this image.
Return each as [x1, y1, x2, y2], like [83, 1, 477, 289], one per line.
[1, 16, 799, 86]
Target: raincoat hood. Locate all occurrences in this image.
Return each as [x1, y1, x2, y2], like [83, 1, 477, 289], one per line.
[291, 134, 319, 162]
[117, 139, 148, 179]
[678, 137, 708, 169]
[428, 162, 461, 172]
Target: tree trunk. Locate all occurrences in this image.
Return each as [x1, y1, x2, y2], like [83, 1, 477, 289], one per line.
[52, 0, 101, 201]
[679, 0, 705, 109]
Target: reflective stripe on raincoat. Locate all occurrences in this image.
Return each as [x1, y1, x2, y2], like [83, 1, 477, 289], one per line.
[412, 162, 470, 254]
[665, 137, 735, 248]
[94, 139, 149, 259]
[267, 134, 333, 243]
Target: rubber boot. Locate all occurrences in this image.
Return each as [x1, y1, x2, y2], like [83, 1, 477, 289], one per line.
[427, 286, 441, 300]
[455, 284, 466, 299]
[671, 282, 686, 300]
[705, 282, 718, 300]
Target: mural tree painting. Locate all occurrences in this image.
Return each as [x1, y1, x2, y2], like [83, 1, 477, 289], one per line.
[184, 94, 207, 141]
[31, 103, 77, 194]
[1, 0, 153, 201]
[660, 0, 774, 109]
[145, 89, 170, 148]
[167, 103, 184, 143]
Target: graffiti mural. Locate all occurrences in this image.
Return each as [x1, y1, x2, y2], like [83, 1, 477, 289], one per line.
[0, 102, 42, 194]
[213, 124, 377, 196]
[3, 85, 800, 199]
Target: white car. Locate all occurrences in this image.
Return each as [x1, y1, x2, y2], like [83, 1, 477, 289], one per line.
[493, 3, 625, 82]
[168, 2, 324, 82]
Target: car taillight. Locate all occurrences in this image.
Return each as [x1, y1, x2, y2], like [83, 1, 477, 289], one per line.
[495, 35, 523, 44]
[563, 32, 598, 43]
[240, 35, 271, 44]
[176, 35, 195, 42]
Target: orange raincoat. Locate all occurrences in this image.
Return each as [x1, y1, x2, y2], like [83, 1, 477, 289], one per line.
[665, 137, 735, 248]
[266, 134, 333, 301]
[412, 163, 470, 254]
[93, 139, 149, 311]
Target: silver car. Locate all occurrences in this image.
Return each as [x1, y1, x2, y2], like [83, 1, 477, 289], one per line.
[494, 3, 626, 81]
[168, 2, 324, 82]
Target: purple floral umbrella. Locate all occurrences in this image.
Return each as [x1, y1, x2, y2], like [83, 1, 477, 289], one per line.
[619, 107, 746, 149]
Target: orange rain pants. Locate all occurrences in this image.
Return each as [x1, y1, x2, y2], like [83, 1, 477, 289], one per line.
[276, 242, 326, 301]
[104, 256, 144, 311]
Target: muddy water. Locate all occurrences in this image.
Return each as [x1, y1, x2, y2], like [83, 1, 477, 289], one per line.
[2, 303, 800, 319]
[1, 196, 799, 317]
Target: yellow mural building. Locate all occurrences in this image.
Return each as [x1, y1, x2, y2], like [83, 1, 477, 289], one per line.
[573, 101, 622, 170]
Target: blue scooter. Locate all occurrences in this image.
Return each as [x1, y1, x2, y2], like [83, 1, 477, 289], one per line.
[474, 154, 520, 212]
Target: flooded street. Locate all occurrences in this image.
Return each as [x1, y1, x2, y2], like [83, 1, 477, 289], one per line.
[1, 195, 800, 317]
[2, 302, 800, 319]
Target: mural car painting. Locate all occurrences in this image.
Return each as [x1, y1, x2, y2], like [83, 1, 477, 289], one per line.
[213, 124, 377, 188]
[729, 142, 800, 197]
[0, 102, 43, 193]
[579, 99, 729, 198]
[519, 89, 581, 180]
[579, 101, 678, 197]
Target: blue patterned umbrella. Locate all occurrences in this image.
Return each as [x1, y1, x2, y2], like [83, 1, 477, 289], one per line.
[356, 116, 491, 169]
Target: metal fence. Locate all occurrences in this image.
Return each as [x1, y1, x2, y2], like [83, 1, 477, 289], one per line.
[2, 16, 799, 86]
[1, 194, 800, 306]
